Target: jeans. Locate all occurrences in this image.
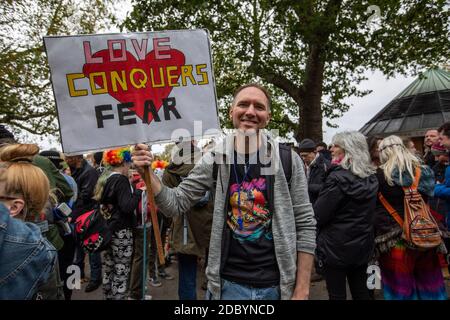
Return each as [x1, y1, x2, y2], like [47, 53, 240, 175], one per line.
[324, 264, 370, 300]
[74, 243, 102, 283]
[216, 279, 280, 300]
[178, 253, 198, 300]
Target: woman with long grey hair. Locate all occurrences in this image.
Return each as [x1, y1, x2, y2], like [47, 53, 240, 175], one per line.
[313, 131, 378, 300]
[374, 135, 446, 300]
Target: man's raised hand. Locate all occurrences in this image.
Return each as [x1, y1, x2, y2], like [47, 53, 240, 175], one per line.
[131, 144, 153, 173]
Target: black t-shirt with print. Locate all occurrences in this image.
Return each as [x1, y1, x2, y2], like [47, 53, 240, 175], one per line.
[221, 151, 280, 287]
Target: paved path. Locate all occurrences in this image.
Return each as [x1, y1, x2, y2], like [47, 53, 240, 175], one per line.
[72, 257, 355, 300]
[72, 257, 449, 300]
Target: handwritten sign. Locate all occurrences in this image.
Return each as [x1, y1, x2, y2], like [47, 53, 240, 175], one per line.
[44, 29, 219, 154]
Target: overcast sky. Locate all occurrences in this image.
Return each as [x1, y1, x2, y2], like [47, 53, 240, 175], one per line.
[322, 71, 415, 144]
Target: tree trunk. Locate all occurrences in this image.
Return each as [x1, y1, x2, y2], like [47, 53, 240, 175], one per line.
[295, 44, 324, 143]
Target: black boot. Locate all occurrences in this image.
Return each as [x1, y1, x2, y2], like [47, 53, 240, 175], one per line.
[85, 281, 102, 293]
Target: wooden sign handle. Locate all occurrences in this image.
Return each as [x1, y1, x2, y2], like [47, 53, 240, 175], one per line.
[142, 166, 165, 266]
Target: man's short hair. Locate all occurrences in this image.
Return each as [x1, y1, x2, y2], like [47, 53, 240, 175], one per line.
[402, 137, 413, 147]
[65, 154, 83, 159]
[366, 135, 383, 154]
[232, 83, 271, 111]
[40, 150, 64, 169]
[93, 151, 103, 165]
[316, 141, 327, 149]
[438, 122, 450, 138]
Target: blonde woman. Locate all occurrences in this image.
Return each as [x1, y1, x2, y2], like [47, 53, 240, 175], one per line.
[94, 147, 142, 300]
[375, 135, 447, 300]
[0, 144, 57, 299]
[313, 131, 378, 300]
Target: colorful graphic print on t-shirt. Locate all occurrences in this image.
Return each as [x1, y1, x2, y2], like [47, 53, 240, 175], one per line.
[228, 177, 272, 242]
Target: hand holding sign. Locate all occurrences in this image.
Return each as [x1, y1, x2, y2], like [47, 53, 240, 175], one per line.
[131, 143, 153, 168]
[131, 144, 161, 196]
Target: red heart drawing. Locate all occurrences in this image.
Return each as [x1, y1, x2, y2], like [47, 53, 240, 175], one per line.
[83, 49, 185, 124]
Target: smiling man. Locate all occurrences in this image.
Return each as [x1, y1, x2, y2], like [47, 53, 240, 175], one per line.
[132, 83, 316, 300]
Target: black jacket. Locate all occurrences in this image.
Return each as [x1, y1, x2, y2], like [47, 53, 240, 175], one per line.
[100, 173, 141, 232]
[319, 149, 332, 161]
[313, 165, 378, 269]
[424, 150, 436, 169]
[432, 162, 447, 183]
[307, 154, 331, 204]
[71, 160, 99, 219]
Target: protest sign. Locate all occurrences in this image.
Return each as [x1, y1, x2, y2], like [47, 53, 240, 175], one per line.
[44, 29, 219, 154]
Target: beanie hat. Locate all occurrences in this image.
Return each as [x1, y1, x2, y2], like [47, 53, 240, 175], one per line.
[298, 139, 316, 152]
[40, 150, 64, 169]
[431, 142, 447, 156]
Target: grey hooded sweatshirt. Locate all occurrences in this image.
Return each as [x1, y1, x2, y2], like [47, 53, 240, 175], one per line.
[154, 133, 316, 299]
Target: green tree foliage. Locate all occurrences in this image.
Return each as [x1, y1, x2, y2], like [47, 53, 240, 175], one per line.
[123, 0, 449, 142]
[0, 0, 115, 137]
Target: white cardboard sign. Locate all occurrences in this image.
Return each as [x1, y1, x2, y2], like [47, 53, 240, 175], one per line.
[44, 29, 219, 154]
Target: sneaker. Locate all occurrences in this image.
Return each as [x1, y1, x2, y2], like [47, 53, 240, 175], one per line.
[149, 278, 162, 287]
[84, 281, 102, 293]
[158, 271, 174, 280]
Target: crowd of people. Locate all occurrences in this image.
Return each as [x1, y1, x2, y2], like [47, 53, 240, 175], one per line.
[296, 128, 449, 300]
[0, 127, 200, 300]
[1, 83, 449, 300]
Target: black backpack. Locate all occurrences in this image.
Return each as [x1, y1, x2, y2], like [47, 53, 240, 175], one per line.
[212, 143, 292, 187]
[74, 206, 111, 253]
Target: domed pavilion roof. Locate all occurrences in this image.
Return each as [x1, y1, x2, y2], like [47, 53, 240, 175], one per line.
[360, 67, 450, 137]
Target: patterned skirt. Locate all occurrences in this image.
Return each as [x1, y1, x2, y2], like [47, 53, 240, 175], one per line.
[378, 240, 448, 300]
